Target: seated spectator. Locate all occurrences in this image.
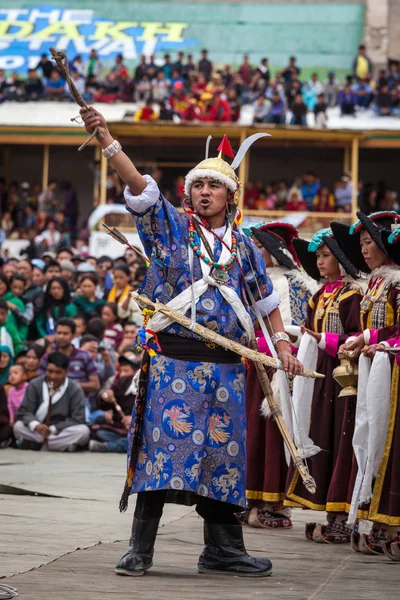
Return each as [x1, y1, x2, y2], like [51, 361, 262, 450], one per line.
[43, 259, 62, 282]
[227, 89, 241, 122]
[86, 49, 103, 78]
[71, 55, 85, 79]
[14, 351, 90, 451]
[192, 72, 207, 97]
[36, 277, 77, 339]
[60, 260, 75, 286]
[152, 70, 170, 102]
[334, 175, 353, 212]
[202, 92, 231, 122]
[0, 301, 21, 356]
[359, 184, 378, 215]
[301, 171, 320, 210]
[134, 99, 157, 122]
[101, 303, 124, 350]
[275, 180, 288, 208]
[387, 62, 400, 90]
[36, 220, 61, 250]
[7, 364, 28, 426]
[36, 53, 54, 80]
[72, 316, 87, 348]
[290, 93, 307, 125]
[352, 79, 373, 108]
[324, 72, 339, 107]
[267, 91, 286, 124]
[80, 334, 115, 420]
[338, 84, 357, 116]
[24, 69, 44, 100]
[302, 82, 317, 111]
[308, 73, 324, 95]
[39, 319, 100, 415]
[285, 190, 307, 211]
[0, 345, 12, 386]
[25, 344, 45, 381]
[313, 186, 335, 212]
[314, 93, 328, 128]
[169, 81, 189, 114]
[7, 274, 29, 341]
[117, 323, 138, 354]
[243, 181, 259, 209]
[285, 79, 302, 109]
[253, 94, 270, 123]
[0, 384, 12, 448]
[3, 72, 24, 101]
[89, 354, 140, 452]
[74, 274, 105, 320]
[46, 70, 65, 101]
[375, 84, 393, 116]
[134, 74, 152, 102]
[158, 101, 176, 121]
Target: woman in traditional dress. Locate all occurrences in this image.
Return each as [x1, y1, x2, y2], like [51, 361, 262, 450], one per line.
[285, 226, 365, 543]
[243, 222, 317, 528]
[335, 213, 400, 555]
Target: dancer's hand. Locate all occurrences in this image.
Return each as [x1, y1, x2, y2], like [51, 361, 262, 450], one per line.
[363, 343, 386, 359]
[80, 106, 108, 136]
[278, 350, 304, 377]
[340, 335, 364, 358]
[300, 326, 321, 343]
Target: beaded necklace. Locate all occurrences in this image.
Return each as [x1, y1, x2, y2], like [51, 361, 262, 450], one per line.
[188, 218, 237, 270]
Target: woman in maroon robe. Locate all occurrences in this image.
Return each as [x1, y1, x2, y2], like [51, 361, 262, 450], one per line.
[285, 227, 364, 543]
[243, 223, 317, 528]
[335, 212, 400, 555]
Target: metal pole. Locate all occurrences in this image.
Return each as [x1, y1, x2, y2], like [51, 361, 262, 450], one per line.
[42, 144, 49, 191]
[93, 145, 101, 206]
[3, 148, 9, 184]
[343, 145, 350, 174]
[99, 150, 108, 205]
[351, 137, 359, 221]
[238, 130, 249, 212]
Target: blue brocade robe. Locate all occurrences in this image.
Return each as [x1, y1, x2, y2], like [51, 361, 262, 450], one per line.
[126, 187, 275, 509]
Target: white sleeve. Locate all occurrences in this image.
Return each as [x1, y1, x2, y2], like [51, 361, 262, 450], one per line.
[255, 290, 281, 317]
[124, 175, 160, 214]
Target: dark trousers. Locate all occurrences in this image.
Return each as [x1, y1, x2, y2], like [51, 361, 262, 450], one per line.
[134, 491, 239, 525]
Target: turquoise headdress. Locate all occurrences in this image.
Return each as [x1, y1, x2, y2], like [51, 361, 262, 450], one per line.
[307, 228, 333, 252]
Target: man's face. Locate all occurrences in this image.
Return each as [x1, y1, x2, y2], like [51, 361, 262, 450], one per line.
[55, 325, 74, 348]
[120, 364, 136, 377]
[190, 178, 229, 220]
[17, 261, 32, 280]
[32, 268, 45, 287]
[81, 340, 98, 359]
[0, 308, 8, 325]
[45, 266, 61, 281]
[58, 251, 73, 262]
[46, 363, 67, 390]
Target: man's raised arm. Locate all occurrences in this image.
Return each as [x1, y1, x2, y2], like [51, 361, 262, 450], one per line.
[80, 107, 147, 195]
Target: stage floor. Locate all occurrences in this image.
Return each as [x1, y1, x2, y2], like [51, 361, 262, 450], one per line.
[1, 449, 399, 599]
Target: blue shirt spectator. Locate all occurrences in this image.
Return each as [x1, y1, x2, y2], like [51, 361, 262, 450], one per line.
[301, 172, 320, 210]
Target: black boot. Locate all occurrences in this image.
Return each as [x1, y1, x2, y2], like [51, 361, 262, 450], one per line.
[114, 517, 160, 576]
[197, 522, 273, 577]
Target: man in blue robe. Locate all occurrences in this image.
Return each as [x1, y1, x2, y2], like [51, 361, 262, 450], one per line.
[81, 108, 303, 578]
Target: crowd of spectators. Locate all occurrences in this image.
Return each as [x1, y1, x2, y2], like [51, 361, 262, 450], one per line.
[1, 45, 399, 126]
[243, 171, 399, 214]
[0, 239, 147, 453]
[0, 177, 80, 245]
